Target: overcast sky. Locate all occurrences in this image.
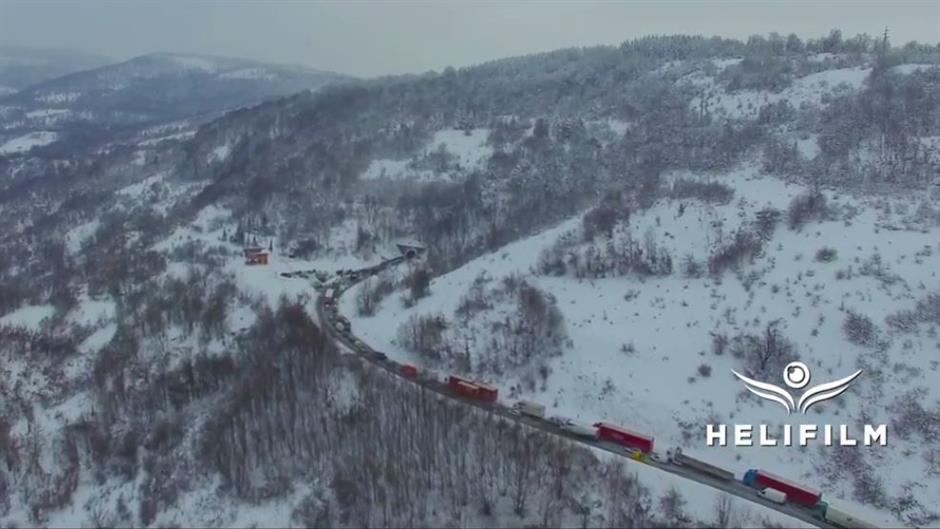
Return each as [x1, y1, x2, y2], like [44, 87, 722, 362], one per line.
[1, 1, 938, 78]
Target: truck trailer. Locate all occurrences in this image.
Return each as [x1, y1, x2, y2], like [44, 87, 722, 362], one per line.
[667, 447, 734, 481]
[593, 422, 654, 453]
[514, 400, 546, 418]
[447, 375, 498, 402]
[742, 469, 821, 507]
[816, 503, 880, 529]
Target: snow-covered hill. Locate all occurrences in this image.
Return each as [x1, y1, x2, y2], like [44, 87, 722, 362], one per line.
[345, 164, 940, 528]
[2, 34, 940, 528]
[0, 52, 352, 155]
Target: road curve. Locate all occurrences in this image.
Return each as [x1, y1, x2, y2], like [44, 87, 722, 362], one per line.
[309, 264, 835, 529]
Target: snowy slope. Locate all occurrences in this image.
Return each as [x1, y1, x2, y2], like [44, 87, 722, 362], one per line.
[0, 304, 56, 330]
[689, 67, 872, 119]
[346, 164, 939, 527]
[362, 127, 492, 182]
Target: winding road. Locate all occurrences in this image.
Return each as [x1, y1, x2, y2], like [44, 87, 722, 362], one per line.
[301, 260, 836, 529]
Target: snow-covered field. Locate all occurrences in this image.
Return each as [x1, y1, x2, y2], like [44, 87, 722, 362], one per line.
[0, 130, 58, 154]
[361, 128, 492, 182]
[689, 67, 871, 119]
[0, 303, 56, 330]
[345, 164, 940, 527]
[219, 67, 277, 80]
[137, 130, 196, 146]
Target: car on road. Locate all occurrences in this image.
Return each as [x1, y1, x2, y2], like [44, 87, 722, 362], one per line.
[758, 488, 787, 505]
[372, 351, 388, 361]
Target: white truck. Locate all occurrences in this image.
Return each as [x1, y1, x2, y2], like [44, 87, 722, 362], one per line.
[513, 400, 546, 418]
[552, 418, 598, 440]
[666, 447, 735, 481]
[757, 488, 787, 504]
[822, 505, 880, 529]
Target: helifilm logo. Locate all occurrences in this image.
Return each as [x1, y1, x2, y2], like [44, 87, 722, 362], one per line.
[706, 362, 887, 447]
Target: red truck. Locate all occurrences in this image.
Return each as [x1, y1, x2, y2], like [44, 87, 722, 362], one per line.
[742, 469, 822, 507]
[447, 375, 498, 402]
[474, 382, 498, 402]
[593, 422, 655, 453]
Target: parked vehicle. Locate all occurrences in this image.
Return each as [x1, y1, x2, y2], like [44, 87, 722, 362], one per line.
[401, 364, 418, 377]
[742, 469, 821, 507]
[593, 422, 654, 453]
[513, 400, 546, 418]
[758, 488, 787, 505]
[561, 420, 598, 440]
[666, 447, 734, 481]
[372, 351, 388, 361]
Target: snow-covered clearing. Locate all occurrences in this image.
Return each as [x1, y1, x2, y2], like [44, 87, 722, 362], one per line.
[689, 67, 872, 119]
[137, 130, 196, 146]
[0, 130, 58, 154]
[209, 142, 232, 163]
[35, 91, 80, 104]
[361, 127, 492, 182]
[0, 304, 56, 330]
[117, 171, 167, 198]
[64, 219, 100, 254]
[26, 108, 69, 119]
[893, 63, 940, 75]
[713, 57, 744, 69]
[796, 134, 820, 159]
[116, 171, 208, 215]
[172, 55, 219, 73]
[219, 67, 276, 80]
[361, 158, 424, 181]
[427, 128, 492, 170]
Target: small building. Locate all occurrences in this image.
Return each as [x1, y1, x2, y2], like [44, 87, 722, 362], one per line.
[244, 247, 269, 266]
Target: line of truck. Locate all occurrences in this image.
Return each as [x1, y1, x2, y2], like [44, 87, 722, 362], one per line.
[300, 259, 883, 529]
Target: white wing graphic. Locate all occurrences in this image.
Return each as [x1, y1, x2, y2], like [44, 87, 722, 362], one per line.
[731, 370, 795, 414]
[797, 369, 862, 414]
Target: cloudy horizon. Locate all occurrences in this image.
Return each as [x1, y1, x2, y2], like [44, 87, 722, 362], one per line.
[1, 1, 938, 78]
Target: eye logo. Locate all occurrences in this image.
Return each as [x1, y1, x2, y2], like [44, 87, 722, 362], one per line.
[731, 362, 862, 414]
